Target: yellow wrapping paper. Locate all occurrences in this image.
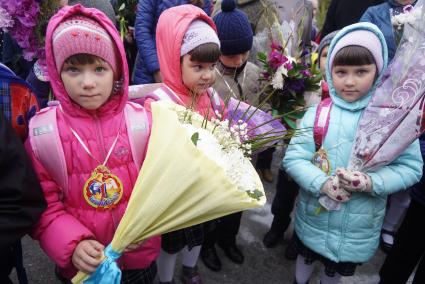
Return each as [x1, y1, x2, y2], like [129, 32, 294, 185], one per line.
[72, 100, 265, 283]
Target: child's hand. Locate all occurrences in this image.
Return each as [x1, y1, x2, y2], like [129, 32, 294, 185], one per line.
[72, 239, 105, 274]
[320, 176, 351, 202]
[336, 168, 372, 193]
[124, 240, 145, 253]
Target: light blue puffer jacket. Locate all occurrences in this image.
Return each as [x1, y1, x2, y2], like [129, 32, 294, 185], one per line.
[283, 22, 423, 263]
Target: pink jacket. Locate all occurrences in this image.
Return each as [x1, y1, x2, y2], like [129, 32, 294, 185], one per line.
[25, 5, 160, 279]
[152, 4, 225, 117]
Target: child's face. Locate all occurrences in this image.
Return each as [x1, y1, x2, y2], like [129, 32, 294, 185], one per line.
[181, 54, 217, 96]
[319, 45, 329, 77]
[219, 51, 249, 68]
[332, 64, 377, 103]
[61, 60, 114, 110]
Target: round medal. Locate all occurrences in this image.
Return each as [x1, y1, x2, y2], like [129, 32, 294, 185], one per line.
[83, 165, 124, 209]
[312, 148, 331, 175]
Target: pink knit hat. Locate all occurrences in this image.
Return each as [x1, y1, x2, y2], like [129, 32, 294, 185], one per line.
[52, 15, 120, 77]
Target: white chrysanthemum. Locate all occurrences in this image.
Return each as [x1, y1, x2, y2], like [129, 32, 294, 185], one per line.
[182, 124, 257, 194]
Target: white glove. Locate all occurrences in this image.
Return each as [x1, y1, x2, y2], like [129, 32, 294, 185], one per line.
[320, 176, 351, 202]
[336, 168, 373, 193]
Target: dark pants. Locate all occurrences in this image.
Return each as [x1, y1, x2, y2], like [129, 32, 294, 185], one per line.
[379, 199, 425, 284]
[0, 241, 27, 284]
[203, 212, 243, 248]
[270, 168, 299, 232]
[256, 148, 275, 170]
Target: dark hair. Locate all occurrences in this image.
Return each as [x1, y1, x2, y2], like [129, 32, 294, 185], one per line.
[187, 43, 221, 62]
[189, 0, 205, 7]
[63, 53, 106, 66]
[332, 45, 376, 67]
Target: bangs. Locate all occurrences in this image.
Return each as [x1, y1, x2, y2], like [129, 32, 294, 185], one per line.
[64, 53, 106, 65]
[332, 46, 376, 67]
[188, 43, 221, 63]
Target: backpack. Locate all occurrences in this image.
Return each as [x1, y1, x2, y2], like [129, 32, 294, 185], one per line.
[28, 102, 149, 196]
[0, 62, 39, 140]
[128, 83, 224, 113]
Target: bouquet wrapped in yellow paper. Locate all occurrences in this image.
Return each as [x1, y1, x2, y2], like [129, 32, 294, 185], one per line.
[72, 100, 266, 284]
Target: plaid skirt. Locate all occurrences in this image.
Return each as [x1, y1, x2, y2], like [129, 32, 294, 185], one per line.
[293, 233, 360, 277]
[161, 221, 216, 254]
[56, 261, 157, 284]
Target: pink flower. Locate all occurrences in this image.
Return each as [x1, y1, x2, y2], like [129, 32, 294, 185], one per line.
[268, 50, 289, 70]
[271, 41, 283, 51]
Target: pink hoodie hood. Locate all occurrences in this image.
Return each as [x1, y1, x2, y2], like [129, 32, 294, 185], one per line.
[45, 4, 129, 117]
[156, 4, 218, 106]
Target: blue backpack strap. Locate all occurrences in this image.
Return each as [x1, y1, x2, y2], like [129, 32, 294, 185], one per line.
[124, 102, 150, 169]
[29, 106, 68, 198]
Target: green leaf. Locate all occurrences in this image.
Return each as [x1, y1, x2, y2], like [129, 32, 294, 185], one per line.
[191, 132, 199, 146]
[247, 189, 264, 201]
[118, 3, 126, 11]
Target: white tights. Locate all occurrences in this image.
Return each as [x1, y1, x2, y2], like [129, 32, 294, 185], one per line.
[157, 245, 201, 282]
[295, 255, 342, 284]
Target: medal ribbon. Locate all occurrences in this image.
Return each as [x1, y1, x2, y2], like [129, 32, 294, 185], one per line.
[60, 105, 123, 166]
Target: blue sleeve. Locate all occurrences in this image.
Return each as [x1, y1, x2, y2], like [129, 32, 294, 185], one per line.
[359, 7, 374, 23]
[369, 140, 423, 197]
[283, 107, 329, 196]
[135, 0, 160, 74]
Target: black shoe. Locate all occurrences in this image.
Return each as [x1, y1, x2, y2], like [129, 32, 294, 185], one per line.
[380, 229, 395, 254]
[200, 247, 221, 272]
[263, 229, 284, 248]
[218, 243, 244, 264]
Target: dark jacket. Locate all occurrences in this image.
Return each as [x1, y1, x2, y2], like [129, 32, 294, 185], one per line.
[360, 0, 417, 62]
[133, 0, 212, 84]
[321, 0, 384, 39]
[411, 133, 425, 206]
[0, 113, 46, 280]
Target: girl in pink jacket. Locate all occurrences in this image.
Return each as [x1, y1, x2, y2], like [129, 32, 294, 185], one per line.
[25, 5, 160, 283]
[147, 5, 223, 284]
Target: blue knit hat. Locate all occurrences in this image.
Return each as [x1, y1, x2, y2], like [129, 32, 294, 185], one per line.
[213, 0, 253, 55]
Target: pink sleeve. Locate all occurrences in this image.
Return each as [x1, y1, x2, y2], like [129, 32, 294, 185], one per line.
[24, 140, 95, 268]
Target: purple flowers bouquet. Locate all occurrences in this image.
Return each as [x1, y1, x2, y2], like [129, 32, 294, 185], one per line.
[258, 42, 321, 129]
[0, 0, 60, 61]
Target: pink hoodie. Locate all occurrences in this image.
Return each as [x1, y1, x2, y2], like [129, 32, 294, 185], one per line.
[153, 4, 225, 117]
[25, 5, 159, 279]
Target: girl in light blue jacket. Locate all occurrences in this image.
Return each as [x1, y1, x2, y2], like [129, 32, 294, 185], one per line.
[283, 22, 423, 284]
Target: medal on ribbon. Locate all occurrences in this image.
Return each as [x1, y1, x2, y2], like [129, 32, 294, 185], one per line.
[312, 148, 331, 175]
[83, 165, 124, 209]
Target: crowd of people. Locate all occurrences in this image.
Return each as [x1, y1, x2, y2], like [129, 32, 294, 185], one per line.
[0, 0, 424, 284]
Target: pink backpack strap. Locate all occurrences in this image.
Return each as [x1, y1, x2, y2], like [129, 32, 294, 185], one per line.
[313, 98, 332, 151]
[29, 107, 68, 197]
[124, 102, 150, 169]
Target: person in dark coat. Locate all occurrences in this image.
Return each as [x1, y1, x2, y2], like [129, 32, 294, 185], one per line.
[379, 133, 425, 284]
[0, 113, 46, 283]
[320, 0, 384, 39]
[360, 0, 417, 62]
[133, 0, 212, 84]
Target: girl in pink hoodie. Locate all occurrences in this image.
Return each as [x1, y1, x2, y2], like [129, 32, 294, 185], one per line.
[25, 5, 160, 283]
[149, 5, 223, 284]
